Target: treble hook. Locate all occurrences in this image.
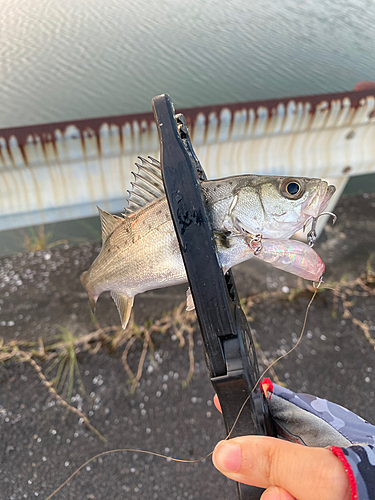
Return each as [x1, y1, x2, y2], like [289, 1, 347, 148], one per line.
[303, 211, 337, 247]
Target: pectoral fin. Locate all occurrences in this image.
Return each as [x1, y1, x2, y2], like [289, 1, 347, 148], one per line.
[186, 287, 195, 311]
[110, 292, 134, 329]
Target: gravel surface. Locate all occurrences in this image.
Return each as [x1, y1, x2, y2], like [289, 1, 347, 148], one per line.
[0, 192, 374, 500]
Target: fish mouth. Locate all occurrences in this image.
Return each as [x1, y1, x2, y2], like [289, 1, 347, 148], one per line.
[297, 183, 337, 246]
[303, 182, 336, 218]
[318, 184, 336, 213]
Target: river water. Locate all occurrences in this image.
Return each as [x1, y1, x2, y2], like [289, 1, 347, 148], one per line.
[1, 0, 375, 128]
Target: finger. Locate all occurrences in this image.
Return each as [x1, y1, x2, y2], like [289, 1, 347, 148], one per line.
[213, 394, 222, 413]
[261, 486, 296, 500]
[212, 436, 351, 500]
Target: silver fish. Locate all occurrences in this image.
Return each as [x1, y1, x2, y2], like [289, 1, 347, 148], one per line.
[81, 157, 335, 328]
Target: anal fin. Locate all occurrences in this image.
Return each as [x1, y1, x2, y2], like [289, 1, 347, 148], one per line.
[110, 291, 134, 329]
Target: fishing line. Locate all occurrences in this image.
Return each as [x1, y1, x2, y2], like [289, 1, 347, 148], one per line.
[224, 283, 318, 441]
[44, 286, 318, 500]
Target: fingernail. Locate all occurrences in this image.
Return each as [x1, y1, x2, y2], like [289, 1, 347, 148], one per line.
[262, 487, 281, 500]
[213, 441, 242, 473]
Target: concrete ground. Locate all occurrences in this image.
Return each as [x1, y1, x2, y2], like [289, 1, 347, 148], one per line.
[0, 192, 374, 500]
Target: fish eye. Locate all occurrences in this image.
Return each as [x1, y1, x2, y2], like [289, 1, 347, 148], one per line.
[280, 178, 304, 199]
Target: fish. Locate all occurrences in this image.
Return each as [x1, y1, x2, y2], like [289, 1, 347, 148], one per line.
[80, 157, 335, 328]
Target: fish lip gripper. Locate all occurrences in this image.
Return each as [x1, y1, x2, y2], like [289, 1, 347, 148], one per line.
[152, 94, 276, 500]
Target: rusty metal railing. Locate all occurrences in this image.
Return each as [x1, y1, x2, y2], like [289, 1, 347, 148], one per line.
[1, 89, 374, 230]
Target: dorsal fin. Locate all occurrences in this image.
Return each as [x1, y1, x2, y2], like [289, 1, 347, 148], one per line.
[124, 156, 165, 215]
[98, 207, 123, 243]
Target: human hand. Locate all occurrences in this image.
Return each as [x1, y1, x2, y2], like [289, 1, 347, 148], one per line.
[212, 395, 351, 500]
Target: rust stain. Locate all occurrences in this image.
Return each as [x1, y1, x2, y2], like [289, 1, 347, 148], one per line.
[95, 132, 102, 157]
[5, 141, 17, 169]
[318, 102, 331, 132]
[264, 105, 277, 135]
[20, 136, 45, 210]
[289, 104, 307, 168]
[50, 133, 60, 161]
[80, 131, 96, 205]
[0, 144, 5, 167]
[4, 140, 32, 209]
[202, 113, 209, 145]
[117, 125, 127, 194]
[28, 167, 44, 212]
[278, 103, 289, 137]
[18, 144, 29, 167]
[246, 109, 256, 138]
[39, 137, 49, 164]
[118, 124, 124, 154]
[227, 109, 235, 140]
[299, 121, 310, 178]
[98, 155, 109, 209]
[40, 137, 63, 208]
[243, 108, 250, 139]
[50, 138, 70, 214]
[213, 112, 220, 143]
[178, 89, 375, 128]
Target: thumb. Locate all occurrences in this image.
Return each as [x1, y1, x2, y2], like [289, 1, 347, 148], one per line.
[212, 436, 351, 500]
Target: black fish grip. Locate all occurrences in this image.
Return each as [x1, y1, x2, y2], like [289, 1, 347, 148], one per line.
[152, 94, 276, 500]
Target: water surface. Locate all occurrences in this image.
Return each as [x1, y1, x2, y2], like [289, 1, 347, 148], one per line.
[1, 0, 375, 128]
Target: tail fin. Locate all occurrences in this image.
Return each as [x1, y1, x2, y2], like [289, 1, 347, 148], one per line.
[110, 291, 134, 329]
[80, 270, 98, 313]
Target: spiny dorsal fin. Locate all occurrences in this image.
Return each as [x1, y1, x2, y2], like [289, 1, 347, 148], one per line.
[124, 156, 165, 216]
[110, 291, 134, 329]
[98, 207, 123, 243]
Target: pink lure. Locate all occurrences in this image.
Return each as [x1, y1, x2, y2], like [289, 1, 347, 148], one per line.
[254, 239, 325, 282]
